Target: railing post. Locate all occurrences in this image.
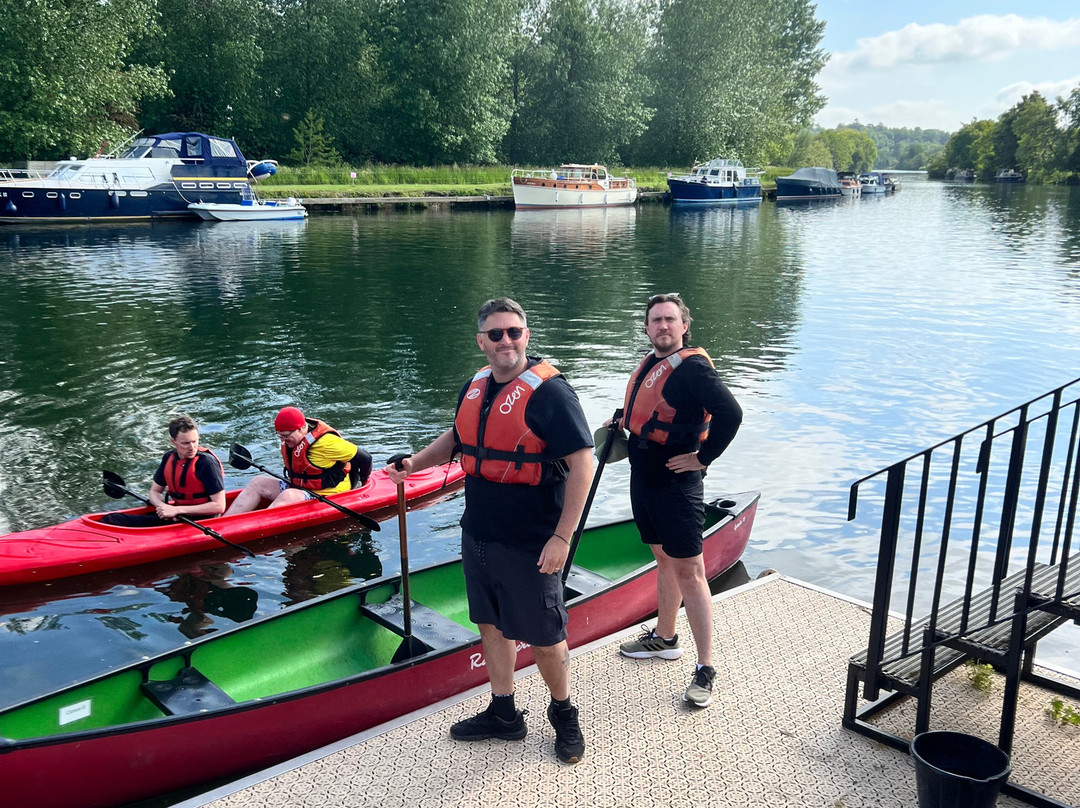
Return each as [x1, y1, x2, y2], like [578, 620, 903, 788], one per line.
[863, 464, 905, 701]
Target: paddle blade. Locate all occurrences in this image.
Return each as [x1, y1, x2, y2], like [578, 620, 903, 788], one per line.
[391, 635, 429, 664]
[102, 470, 127, 499]
[229, 443, 253, 470]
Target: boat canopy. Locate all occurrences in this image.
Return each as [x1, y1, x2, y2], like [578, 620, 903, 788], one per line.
[117, 133, 247, 166]
[785, 167, 840, 188]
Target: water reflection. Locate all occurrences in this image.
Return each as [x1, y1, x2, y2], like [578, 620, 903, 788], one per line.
[157, 563, 259, 639]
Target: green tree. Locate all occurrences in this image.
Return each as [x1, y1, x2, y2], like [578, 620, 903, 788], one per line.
[135, 0, 263, 141]
[944, 119, 995, 175]
[1010, 92, 1061, 180]
[640, 0, 826, 166]
[817, 128, 876, 172]
[0, 0, 169, 161]
[254, 0, 382, 162]
[1058, 85, 1080, 177]
[285, 109, 341, 166]
[803, 137, 832, 168]
[370, 0, 518, 164]
[507, 0, 653, 165]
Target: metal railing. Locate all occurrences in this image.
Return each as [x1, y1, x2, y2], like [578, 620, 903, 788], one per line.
[849, 377, 1080, 701]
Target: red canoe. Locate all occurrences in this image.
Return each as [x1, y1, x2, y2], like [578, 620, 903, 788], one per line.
[0, 492, 757, 808]
[0, 462, 465, 586]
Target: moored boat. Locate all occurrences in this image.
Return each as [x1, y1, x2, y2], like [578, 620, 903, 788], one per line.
[0, 462, 464, 586]
[995, 168, 1025, 183]
[838, 172, 861, 197]
[858, 172, 885, 194]
[666, 158, 762, 204]
[0, 491, 758, 808]
[189, 191, 307, 221]
[774, 167, 841, 201]
[0, 132, 275, 224]
[511, 164, 637, 208]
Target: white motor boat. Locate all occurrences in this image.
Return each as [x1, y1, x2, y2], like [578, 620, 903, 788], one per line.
[189, 193, 307, 221]
[511, 164, 637, 208]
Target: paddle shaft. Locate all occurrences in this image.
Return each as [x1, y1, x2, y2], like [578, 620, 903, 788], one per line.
[236, 455, 381, 532]
[562, 421, 618, 584]
[105, 476, 255, 558]
[395, 481, 413, 635]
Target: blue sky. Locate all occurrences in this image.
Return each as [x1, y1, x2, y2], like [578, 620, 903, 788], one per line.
[811, 1, 1080, 132]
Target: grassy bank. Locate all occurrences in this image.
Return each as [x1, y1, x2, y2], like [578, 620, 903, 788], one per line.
[257, 164, 787, 199]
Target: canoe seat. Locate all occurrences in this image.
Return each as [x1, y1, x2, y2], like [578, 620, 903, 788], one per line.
[360, 596, 480, 652]
[141, 667, 236, 716]
[563, 565, 613, 599]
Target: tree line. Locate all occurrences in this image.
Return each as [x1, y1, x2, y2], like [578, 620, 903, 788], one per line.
[931, 88, 1080, 182]
[0, 0, 827, 168]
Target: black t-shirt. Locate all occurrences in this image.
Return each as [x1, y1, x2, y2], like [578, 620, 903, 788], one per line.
[153, 450, 226, 500]
[455, 359, 593, 547]
[627, 353, 742, 487]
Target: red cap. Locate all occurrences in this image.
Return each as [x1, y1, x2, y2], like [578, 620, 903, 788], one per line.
[274, 406, 306, 432]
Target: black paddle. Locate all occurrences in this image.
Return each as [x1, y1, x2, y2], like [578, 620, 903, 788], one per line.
[102, 470, 255, 558]
[227, 444, 380, 532]
[561, 414, 622, 584]
[387, 453, 427, 662]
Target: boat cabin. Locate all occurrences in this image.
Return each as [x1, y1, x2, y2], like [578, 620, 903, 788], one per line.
[116, 133, 247, 166]
[552, 164, 608, 182]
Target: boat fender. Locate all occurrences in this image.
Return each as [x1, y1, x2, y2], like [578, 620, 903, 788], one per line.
[110, 191, 120, 209]
[4, 200, 15, 214]
[58, 192, 66, 211]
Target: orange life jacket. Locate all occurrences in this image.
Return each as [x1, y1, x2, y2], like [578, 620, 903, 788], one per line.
[455, 360, 561, 485]
[163, 447, 223, 506]
[281, 419, 351, 491]
[623, 347, 714, 446]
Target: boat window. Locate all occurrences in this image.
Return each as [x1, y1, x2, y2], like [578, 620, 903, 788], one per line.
[70, 192, 81, 199]
[710, 169, 719, 176]
[181, 182, 197, 189]
[199, 183, 214, 189]
[131, 191, 148, 197]
[184, 137, 203, 158]
[209, 138, 237, 158]
[158, 138, 181, 152]
[149, 148, 181, 158]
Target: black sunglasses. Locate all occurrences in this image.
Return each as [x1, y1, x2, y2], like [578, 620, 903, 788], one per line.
[648, 292, 681, 302]
[481, 327, 525, 342]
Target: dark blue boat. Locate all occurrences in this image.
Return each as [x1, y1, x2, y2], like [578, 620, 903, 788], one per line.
[774, 167, 842, 201]
[667, 158, 762, 205]
[0, 133, 270, 223]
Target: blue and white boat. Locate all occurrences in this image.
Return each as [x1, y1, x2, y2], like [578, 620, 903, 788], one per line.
[995, 169, 1025, 183]
[666, 158, 762, 204]
[774, 167, 841, 201]
[189, 190, 307, 222]
[858, 172, 886, 194]
[0, 132, 275, 224]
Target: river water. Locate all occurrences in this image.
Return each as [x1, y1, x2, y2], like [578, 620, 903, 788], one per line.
[2, 176, 1079, 713]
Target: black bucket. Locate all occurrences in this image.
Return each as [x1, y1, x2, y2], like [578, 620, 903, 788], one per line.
[910, 731, 1011, 808]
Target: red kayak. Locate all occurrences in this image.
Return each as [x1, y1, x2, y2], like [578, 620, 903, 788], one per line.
[0, 462, 464, 586]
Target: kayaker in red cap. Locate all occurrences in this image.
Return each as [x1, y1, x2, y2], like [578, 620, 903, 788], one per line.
[224, 407, 372, 514]
[102, 415, 226, 527]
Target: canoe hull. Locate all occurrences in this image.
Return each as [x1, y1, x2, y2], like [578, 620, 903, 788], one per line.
[0, 493, 757, 808]
[0, 463, 465, 586]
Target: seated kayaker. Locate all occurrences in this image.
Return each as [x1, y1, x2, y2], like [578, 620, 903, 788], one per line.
[224, 406, 372, 515]
[101, 415, 226, 527]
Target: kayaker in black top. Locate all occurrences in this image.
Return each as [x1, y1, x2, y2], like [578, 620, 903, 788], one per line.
[612, 293, 742, 709]
[386, 297, 593, 765]
[101, 415, 226, 528]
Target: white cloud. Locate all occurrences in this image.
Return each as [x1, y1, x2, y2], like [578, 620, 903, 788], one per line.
[994, 76, 1080, 108]
[830, 15, 1080, 73]
[817, 100, 960, 132]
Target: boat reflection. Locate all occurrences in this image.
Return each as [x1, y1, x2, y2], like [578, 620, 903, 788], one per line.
[510, 205, 637, 256]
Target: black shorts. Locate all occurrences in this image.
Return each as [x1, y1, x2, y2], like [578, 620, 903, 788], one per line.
[461, 531, 568, 647]
[630, 471, 706, 559]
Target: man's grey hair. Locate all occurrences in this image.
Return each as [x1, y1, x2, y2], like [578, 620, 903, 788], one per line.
[476, 297, 527, 331]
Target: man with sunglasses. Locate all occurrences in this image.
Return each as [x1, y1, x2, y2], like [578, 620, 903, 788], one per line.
[615, 293, 742, 708]
[387, 297, 593, 765]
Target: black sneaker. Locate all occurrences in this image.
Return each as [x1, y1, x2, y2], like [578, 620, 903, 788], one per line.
[547, 701, 585, 764]
[450, 705, 528, 741]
